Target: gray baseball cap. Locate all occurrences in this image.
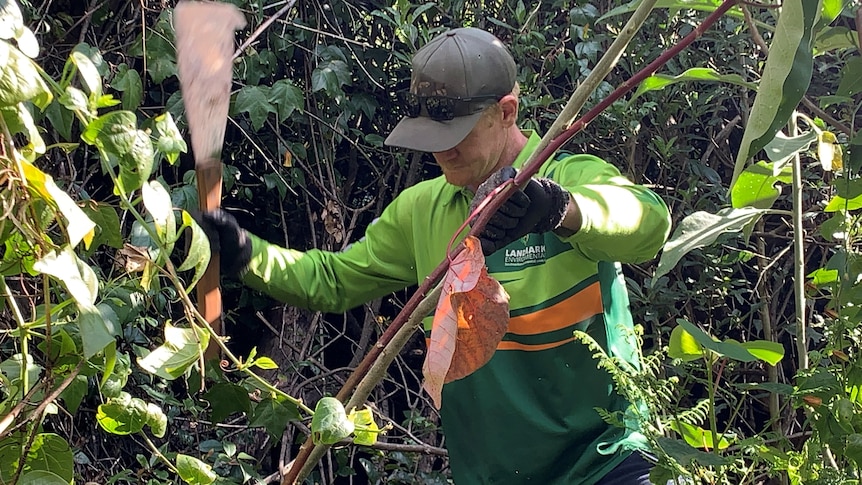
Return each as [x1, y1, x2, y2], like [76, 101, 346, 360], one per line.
[384, 28, 517, 153]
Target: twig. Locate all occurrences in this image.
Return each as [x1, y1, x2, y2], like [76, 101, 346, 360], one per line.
[234, 0, 298, 60]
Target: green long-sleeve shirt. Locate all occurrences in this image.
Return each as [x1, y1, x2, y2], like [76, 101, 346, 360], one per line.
[242, 131, 671, 484]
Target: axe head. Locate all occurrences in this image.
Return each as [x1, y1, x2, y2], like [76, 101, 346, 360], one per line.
[174, 1, 246, 174]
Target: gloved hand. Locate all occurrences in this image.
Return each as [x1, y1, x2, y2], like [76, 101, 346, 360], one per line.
[192, 208, 253, 276]
[470, 166, 570, 256]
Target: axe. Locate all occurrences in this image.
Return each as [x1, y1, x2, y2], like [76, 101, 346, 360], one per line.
[174, 1, 246, 359]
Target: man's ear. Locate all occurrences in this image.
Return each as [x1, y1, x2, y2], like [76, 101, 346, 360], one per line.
[499, 94, 519, 126]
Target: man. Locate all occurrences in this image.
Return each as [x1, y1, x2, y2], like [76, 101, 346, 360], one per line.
[199, 27, 671, 484]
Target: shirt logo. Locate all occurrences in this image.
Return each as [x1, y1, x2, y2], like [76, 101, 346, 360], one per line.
[503, 240, 547, 267]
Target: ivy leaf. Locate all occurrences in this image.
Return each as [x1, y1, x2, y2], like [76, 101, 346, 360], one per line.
[137, 322, 208, 380]
[235, 85, 275, 131]
[311, 397, 354, 445]
[176, 454, 217, 485]
[202, 382, 252, 422]
[112, 63, 143, 111]
[311, 59, 352, 95]
[249, 396, 300, 439]
[0, 40, 53, 108]
[269, 79, 304, 122]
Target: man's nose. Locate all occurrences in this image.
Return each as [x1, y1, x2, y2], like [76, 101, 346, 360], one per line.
[433, 148, 458, 161]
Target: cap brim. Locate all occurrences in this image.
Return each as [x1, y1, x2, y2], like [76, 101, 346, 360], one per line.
[384, 112, 485, 152]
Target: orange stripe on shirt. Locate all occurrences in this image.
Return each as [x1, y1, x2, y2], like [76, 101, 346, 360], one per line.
[496, 337, 575, 352]
[507, 281, 603, 336]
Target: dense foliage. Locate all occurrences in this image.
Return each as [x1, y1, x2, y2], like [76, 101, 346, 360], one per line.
[0, 0, 860, 483]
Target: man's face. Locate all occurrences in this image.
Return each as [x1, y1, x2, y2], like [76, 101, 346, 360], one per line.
[432, 106, 507, 189]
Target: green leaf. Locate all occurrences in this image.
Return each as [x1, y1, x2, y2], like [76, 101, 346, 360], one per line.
[311, 59, 352, 95]
[249, 396, 300, 439]
[808, 267, 839, 286]
[137, 322, 208, 380]
[311, 397, 354, 445]
[0, 0, 24, 40]
[60, 374, 89, 414]
[847, 434, 862, 467]
[732, 0, 820, 188]
[23, 433, 74, 482]
[142, 179, 176, 246]
[33, 246, 98, 306]
[740, 340, 785, 365]
[19, 471, 70, 485]
[668, 324, 703, 361]
[269, 79, 304, 122]
[837, 56, 862, 97]
[0, 40, 53, 108]
[20, 159, 96, 249]
[1, 103, 45, 159]
[669, 420, 732, 450]
[58, 86, 88, 114]
[44, 99, 74, 141]
[630, 67, 756, 104]
[202, 382, 252, 422]
[0, 353, 42, 395]
[153, 112, 187, 165]
[730, 161, 793, 210]
[145, 402, 168, 438]
[675, 319, 757, 362]
[252, 356, 278, 370]
[78, 303, 117, 359]
[15, 26, 38, 58]
[82, 110, 155, 194]
[824, 193, 862, 212]
[176, 454, 217, 485]
[653, 207, 769, 283]
[112, 63, 143, 111]
[178, 210, 211, 291]
[97, 392, 149, 435]
[654, 436, 730, 467]
[70, 48, 103, 97]
[80, 201, 123, 250]
[814, 26, 859, 54]
[762, 130, 817, 168]
[235, 85, 276, 132]
[349, 406, 380, 446]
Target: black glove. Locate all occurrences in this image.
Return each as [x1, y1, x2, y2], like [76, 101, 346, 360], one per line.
[192, 208, 252, 277]
[470, 166, 570, 256]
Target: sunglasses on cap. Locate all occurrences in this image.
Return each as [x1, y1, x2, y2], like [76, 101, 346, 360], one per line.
[397, 91, 503, 121]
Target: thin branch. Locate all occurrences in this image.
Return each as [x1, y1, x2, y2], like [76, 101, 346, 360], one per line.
[233, 0, 299, 60]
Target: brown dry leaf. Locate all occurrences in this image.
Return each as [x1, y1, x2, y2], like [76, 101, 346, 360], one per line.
[321, 199, 344, 243]
[446, 270, 509, 381]
[423, 236, 509, 408]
